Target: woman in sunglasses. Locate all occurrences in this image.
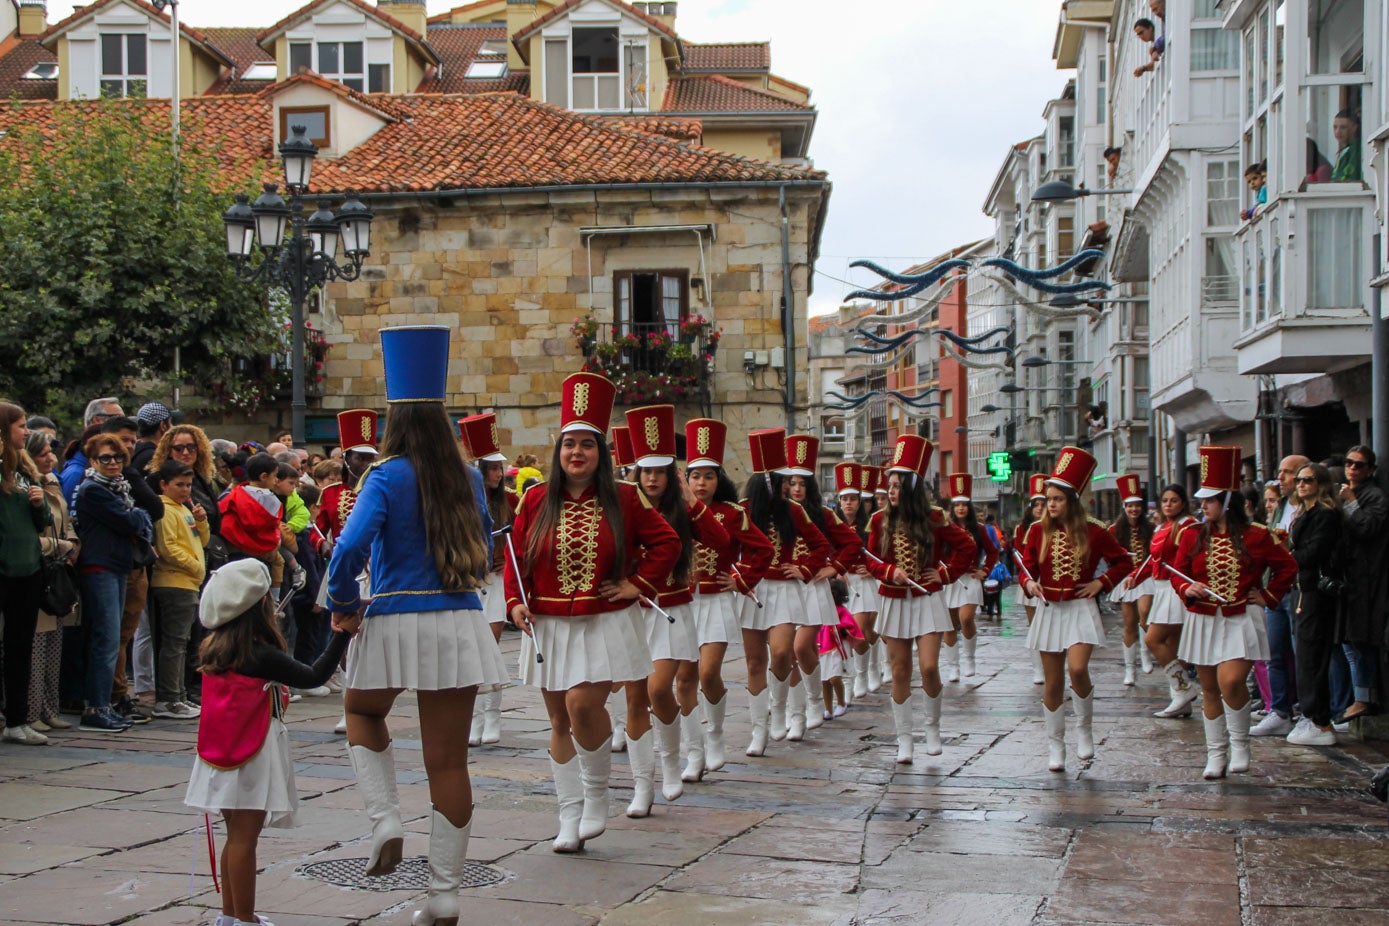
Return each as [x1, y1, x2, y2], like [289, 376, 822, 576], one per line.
[1336, 446, 1386, 724]
[146, 425, 221, 537]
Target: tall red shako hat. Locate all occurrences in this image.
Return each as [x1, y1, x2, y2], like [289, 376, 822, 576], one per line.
[1028, 473, 1047, 500]
[833, 462, 861, 497]
[457, 413, 506, 462]
[625, 404, 676, 469]
[858, 464, 879, 498]
[1116, 473, 1145, 505]
[1046, 445, 1097, 495]
[610, 425, 635, 468]
[947, 472, 973, 503]
[337, 409, 378, 455]
[685, 419, 727, 469]
[748, 428, 788, 475]
[560, 372, 616, 436]
[1194, 446, 1242, 499]
[780, 434, 820, 477]
[887, 435, 933, 479]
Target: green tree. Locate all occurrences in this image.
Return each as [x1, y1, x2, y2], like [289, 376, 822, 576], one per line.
[0, 101, 279, 432]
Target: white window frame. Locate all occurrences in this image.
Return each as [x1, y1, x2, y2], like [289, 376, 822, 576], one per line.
[99, 32, 147, 99]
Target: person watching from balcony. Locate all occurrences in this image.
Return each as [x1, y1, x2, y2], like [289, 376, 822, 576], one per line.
[1331, 110, 1361, 183]
[1303, 138, 1333, 186]
[1149, 0, 1164, 20]
[1104, 146, 1122, 183]
[1133, 18, 1164, 77]
[1241, 162, 1268, 221]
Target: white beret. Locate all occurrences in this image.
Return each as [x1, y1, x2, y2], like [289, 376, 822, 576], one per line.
[200, 559, 272, 629]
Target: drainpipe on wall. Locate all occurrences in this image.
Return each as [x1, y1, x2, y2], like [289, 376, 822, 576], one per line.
[780, 184, 796, 430]
[1373, 231, 1387, 487]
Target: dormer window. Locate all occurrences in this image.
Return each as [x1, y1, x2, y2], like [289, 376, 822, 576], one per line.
[572, 27, 619, 109]
[242, 63, 277, 81]
[467, 38, 508, 79]
[479, 39, 508, 57]
[289, 40, 387, 92]
[280, 106, 331, 147]
[100, 33, 147, 98]
[543, 26, 646, 112]
[21, 62, 58, 80]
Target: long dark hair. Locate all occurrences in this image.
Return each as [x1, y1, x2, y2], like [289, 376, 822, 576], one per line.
[0, 401, 38, 493]
[198, 598, 286, 675]
[1020, 495, 1044, 537]
[480, 459, 515, 530]
[1113, 501, 1155, 550]
[1160, 483, 1190, 522]
[379, 403, 488, 592]
[951, 499, 988, 563]
[641, 463, 692, 586]
[1198, 491, 1250, 562]
[879, 472, 934, 564]
[745, 472, 795, 553]
[706, 467, 740, 505]
[525, 433, 625, 582]
[834, 492, 869, 542]
[797, 475, 829, 533]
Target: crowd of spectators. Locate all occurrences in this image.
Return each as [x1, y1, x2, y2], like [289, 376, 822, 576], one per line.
[0, 395, 349, 744]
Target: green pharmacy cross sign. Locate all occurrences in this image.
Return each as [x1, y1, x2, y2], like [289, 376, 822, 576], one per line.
[987, 451, 1012, 482]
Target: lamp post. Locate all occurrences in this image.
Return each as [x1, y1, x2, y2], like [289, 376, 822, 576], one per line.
[222, 125, 374, 446]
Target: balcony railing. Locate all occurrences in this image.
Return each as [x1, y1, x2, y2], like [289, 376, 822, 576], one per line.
[578, 320, 716, 406]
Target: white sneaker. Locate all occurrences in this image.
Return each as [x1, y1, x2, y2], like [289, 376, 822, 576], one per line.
[294, 686, 331, 698]
[334, 715, 348, 734]
[1286, 719, 1337, 746]
[822, 709, 832, 721]
[832, 704, 847, 718]
[1249, 712, 1294, 737]
[325, 669, 346, 693]
[1, 724, 49, 745]
[152, 701, 200, 719]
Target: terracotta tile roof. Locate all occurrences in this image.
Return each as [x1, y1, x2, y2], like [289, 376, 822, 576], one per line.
[413, 25, 530, 94]
[663, 75, 812, 114]
[427, 0, 505, 25]
[203, 27, 274, 95]
[257, 0, 425, 46]
[681, 43, 769, 72]
[0, 92, 824, 195]
[39, 0, 229, 65]
[601, 115, 702, 143]
[259, 71, 411, 121]
[0, 39, 58, 101]
[513, 0, 678, 45]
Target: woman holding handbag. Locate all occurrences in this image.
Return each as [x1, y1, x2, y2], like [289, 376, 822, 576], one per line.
[24, 430, 79, 735]
[1, 403, 53, 745]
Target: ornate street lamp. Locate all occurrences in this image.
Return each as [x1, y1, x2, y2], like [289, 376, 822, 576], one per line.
[222, 124, 374, 445]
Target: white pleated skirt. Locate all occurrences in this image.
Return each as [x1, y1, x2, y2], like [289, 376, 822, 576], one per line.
[185, 718, 297, 828]
[847, 573, 880, 614]
[481, 572, 508, 625]
[821, 649, 845, 680]
[346, 609, 509, 692]
[645, 601, 699, 661]
[805, 578, 840, 625]
[692, 590, 742, 645]
[878, 593, 953, 640]
[1147, 584, 1188, 625]
[519, 605, 652, 690]
[1110, 577, 1157, 604]
[1178, 607, 1269, 665]
[741, 579, 801, 632]
[1027, 597, 1107, 651]
[944, 575, 984, 609]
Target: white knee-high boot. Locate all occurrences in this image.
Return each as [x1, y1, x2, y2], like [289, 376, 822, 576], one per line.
[704, 692, 728, 770]
[1203, 712, 1228, 779]
[961, 635, 977, 678]
[550, 754, 584, 852]
[943, 639, 960, 682]
[575, 737, 612, 841]
[608, 690, 627, 752]
[787, 676, 808, 741]
[868, 640, 886, 692]
[1031, 648, 1045, 685]
[768, 674, 790, 742]
[891, 697, 914, 764]
[625, 729, 654, 817]
[348, 743, 405, 877]
[922, 692, 943, 756]
[480, 688, 502, 744]
[653, 715, 684, 801]
[1045, 703, 1066, 772]
[852, 651, 869, 699]
[1155, 659, 1200, 717]
[804, 664, 824, 730]
[680, 708, 706, 782]
[1122, 642, 1139, 687]
[411, 807, 470, 926]
[1073, 689, 1095, 760]
[745, 688, 769, 757]
[1226, 701, 1252, 774]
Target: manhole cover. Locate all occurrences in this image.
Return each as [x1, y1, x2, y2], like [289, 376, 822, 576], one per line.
[297, 857, 505, 892]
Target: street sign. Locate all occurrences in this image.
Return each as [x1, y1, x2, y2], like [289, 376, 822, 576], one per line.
[987, 451, 1012, 482]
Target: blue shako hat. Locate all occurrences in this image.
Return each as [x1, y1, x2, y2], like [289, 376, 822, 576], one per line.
[381, 325, 450, 403]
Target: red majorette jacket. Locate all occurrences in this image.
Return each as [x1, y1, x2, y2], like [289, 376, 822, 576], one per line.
[488, 487, 521, 572]
[1170, 522, 1297, 616]
[823, 510, 865, 573]
[1134, 515, 1196, 583]
[645, 500, 731, 608]
[1107, 520, 1151, 573]
[504, 481, 681, 617]
[949, 518, 999, 577]
[763, 500, 831, 581]
[1021, 520, 1134, 602]
[864, 510, 977, 599]
[693, 501, 773, 596]
[315, 482, 358, 542]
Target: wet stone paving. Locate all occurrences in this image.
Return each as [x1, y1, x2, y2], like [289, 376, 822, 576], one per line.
[2, 590, 1387, 925]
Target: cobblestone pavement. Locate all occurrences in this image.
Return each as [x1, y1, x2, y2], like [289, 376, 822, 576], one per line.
[3, 591, 1387, 926]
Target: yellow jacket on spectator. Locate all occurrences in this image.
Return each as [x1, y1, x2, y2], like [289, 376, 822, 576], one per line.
[153, 496, 210, 591]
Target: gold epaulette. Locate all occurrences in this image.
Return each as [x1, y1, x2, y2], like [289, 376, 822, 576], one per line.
[353, 455, 398, 492]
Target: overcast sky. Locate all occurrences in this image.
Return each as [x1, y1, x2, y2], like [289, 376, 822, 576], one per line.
[47, 0, 1070, 316]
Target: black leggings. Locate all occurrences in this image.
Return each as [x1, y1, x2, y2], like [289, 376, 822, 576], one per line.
[1, 570, 43, 727]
